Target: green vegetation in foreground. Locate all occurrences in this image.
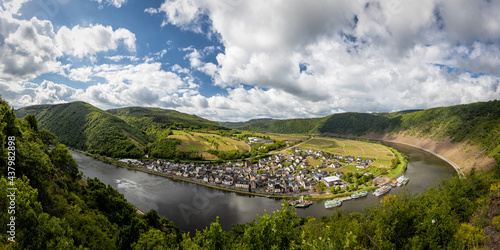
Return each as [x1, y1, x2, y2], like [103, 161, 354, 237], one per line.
[2, 96, 500, 249]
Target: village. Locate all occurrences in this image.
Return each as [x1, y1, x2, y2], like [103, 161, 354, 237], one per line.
[118, 140, 380, 197]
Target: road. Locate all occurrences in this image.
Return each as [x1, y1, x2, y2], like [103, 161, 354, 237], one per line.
[270, 136, 315, 154]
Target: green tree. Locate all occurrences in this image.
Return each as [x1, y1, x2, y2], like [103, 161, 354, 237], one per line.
[132, 228, 170, 250]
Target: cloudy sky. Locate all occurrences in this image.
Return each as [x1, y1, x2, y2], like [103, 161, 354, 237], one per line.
[0, 0, 499, 121]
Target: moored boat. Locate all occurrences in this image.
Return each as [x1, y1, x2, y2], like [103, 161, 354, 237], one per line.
[324, 199, 342, 208]
[391, 180, 398, 187]
[396, 176, 406, 187]
[294, 196, 313, 208]
[401, 177, 409, 186]
[358, 191, 368, 197]
[351, 193, 360, 199]
[373, 186, 392, 196]
[288, 200, 298, 206]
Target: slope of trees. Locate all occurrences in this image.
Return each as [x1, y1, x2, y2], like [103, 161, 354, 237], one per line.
[15, 102, 148, 158]
[1, 97, 176, 249]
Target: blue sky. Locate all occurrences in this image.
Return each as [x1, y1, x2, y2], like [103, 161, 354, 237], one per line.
[1, 0, 499, 121]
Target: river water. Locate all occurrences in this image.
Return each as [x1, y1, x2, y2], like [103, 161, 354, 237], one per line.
[73, 141, 456, 234]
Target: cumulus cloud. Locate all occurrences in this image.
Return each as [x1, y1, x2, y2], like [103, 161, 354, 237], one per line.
[55, 24, 136, 58]
[0, 80, 80, 107]
[0, 12, 62, 82]
[149, 0, 500, 119]
[1, 0, 31, 15]
[91, 0, 127, 8]
[65, 62, 198, 108]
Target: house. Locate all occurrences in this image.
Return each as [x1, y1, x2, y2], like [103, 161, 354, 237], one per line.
[322, 176, 342, 187]
[215, 175, 223, 184]
[235, 178, 249, 189]
[222, 177, 233, 186]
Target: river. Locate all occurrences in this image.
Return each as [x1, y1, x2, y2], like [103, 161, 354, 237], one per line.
[72, 141, 457, 234]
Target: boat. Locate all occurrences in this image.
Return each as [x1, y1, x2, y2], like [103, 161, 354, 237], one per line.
[324, 199, 342, 208]
[294, 196, 313, 208]
[358, 191, 368, 197]
[401, 177, 409, 186]
[396, 176, 406, 187]
[391, 180, 398, 187]
[373, 186, 392, 196]
[351, 193, 360, 199]
[288, 200, 298, 206]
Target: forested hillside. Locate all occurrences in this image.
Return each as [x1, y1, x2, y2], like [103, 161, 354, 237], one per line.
[3, 98, 500, 248]
[0, 97, 179, 249]
[218, 118, 275, 128]
[107, 106, 226, 139]
[15, 102, 148, 158]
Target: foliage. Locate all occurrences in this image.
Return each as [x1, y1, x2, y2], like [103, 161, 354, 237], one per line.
[1, 97, 181, 249]
[15, 101, 148, 158]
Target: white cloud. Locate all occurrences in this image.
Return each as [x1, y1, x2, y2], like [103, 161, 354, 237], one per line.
[0, 12, 62, 82]
[105, 55, 140, 62]
[91, 0, 127, 8]
[153, 0, 500, 119]
[55, 24, 136, 58]
[1, 0, 31, 15]
[0, 80, 80, 107]
[65, 62, 199, 108]
[68, 66, 93, 82]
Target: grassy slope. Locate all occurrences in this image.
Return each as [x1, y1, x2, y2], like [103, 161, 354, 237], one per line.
[16, 101, 149, 158]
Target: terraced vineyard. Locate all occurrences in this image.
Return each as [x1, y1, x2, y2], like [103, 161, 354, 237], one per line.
[298, 137, 394, 167]
[169, 130, 250, 160]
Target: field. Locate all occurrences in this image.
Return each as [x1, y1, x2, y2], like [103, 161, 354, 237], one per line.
[297, 137, 394, 167]
[169, 130, 250, 160]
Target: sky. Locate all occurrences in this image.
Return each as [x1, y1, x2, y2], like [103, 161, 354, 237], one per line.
[0, 0, 499, 122]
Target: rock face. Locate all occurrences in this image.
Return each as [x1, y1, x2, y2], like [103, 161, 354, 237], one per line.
[363, 131, 497, 173]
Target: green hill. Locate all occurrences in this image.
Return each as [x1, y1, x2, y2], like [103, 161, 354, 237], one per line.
[15, 102, 149, 158]
[218, 118, 275, 128]
[107, 106, 227, 138]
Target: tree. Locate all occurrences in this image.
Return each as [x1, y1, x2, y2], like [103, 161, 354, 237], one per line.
[132, 228, 170, 250]
[24, 114, 38, 132]
[315, 184, 322, 194]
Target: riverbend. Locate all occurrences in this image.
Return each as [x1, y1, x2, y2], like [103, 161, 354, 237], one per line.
[73, 141, 456, 233]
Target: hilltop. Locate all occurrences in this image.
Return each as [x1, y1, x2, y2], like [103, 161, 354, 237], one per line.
[107, 106, 226, 139]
